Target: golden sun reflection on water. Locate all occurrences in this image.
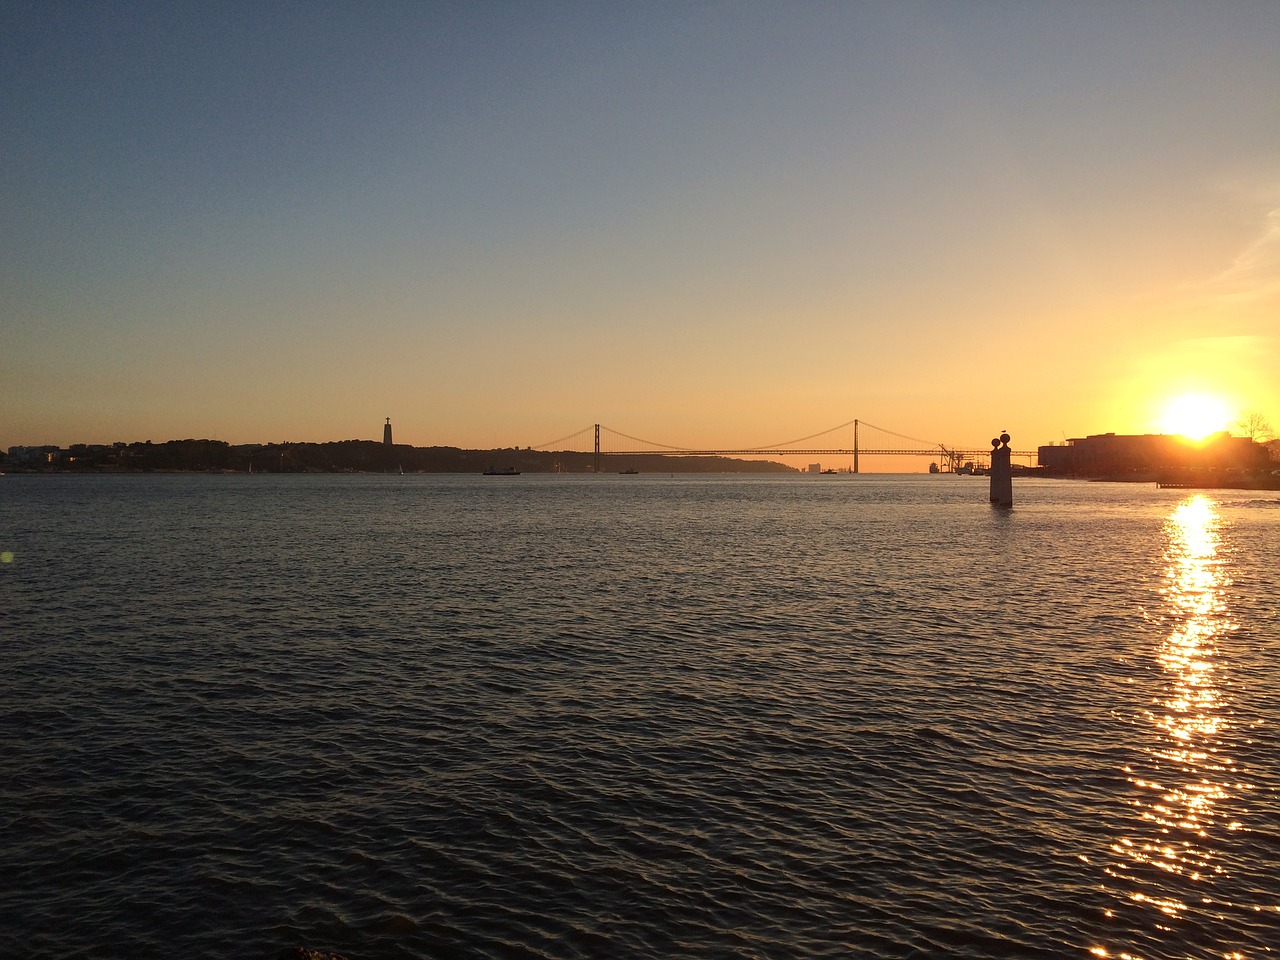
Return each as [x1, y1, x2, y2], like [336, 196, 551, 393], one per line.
[1099, 495, 1245, 952]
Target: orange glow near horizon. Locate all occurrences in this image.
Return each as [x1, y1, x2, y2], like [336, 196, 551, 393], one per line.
[1155, 393, 1235, 441]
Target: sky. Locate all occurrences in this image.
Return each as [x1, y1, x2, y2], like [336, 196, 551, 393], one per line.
[3, 1, 1279, 466]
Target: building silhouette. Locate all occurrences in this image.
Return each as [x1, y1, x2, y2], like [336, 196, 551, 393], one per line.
[1037, 432, 1265, 478]
[383, 418, 393, 446]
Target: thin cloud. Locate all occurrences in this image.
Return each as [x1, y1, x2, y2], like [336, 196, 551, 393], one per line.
[1199, 190, 1280, 304]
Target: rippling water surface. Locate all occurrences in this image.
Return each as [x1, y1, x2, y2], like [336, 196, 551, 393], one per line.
[2, 474, 1278, 959]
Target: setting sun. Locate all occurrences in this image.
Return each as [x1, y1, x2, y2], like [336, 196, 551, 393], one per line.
[1156, 393, 1234, 441]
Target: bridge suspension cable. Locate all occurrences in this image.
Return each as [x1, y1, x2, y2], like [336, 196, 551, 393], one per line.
[751, 418, 943, 453]
[599, 425, 695, 452]
[531, 425, 594, 451]
[754, 418, 858, 450]
[857, 420, 944, 449]
[528, 418, 1033, 466]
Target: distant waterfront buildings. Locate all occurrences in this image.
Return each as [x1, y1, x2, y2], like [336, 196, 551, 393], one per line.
[4, 445, 67, 469]
[1037, 432, 1268, 478]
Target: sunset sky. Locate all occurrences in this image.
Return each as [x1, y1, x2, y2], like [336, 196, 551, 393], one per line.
[3, 2, 1278, 464]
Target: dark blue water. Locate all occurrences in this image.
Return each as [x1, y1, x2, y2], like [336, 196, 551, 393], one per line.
[2, 474, 1278, 958]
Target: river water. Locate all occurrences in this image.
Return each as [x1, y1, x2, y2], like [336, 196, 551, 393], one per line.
[2, 474, 1278, 959]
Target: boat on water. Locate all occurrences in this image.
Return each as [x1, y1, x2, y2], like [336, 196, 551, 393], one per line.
[619, 468, 639, 475]
[482, 466, 521, 476]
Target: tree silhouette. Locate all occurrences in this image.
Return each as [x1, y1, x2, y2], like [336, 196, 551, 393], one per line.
[1236, 411, 1274, 443]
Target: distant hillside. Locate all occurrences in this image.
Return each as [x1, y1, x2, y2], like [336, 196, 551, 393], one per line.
[5, 439, 796, 474]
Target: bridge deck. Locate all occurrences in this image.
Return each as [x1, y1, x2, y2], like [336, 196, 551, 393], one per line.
[599, 448, 1035, 458]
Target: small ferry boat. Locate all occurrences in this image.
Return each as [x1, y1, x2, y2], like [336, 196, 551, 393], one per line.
[482, 466, 521, 476]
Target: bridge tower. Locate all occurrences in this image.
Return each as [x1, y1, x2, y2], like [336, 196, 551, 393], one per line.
[853, 419, 859, 474]
[594, 424, 600, 473]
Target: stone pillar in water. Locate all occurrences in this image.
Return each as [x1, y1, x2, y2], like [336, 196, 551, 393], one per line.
[990, 432, 1012, 508]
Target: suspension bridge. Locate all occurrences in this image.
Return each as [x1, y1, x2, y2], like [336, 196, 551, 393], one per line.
[529, 419, 1038, 473]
